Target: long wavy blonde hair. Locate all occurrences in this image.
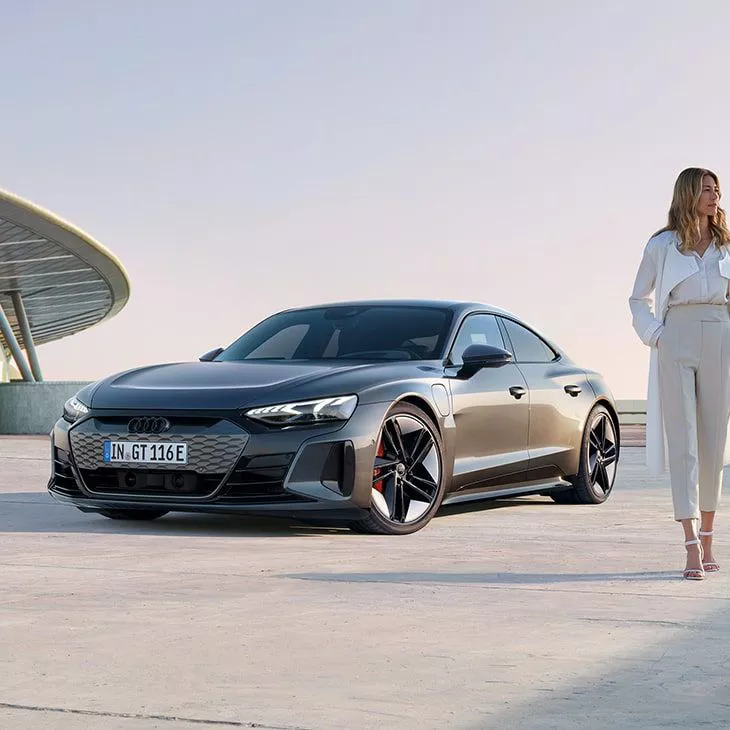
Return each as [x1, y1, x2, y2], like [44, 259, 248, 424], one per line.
[654, 168, 730, 251]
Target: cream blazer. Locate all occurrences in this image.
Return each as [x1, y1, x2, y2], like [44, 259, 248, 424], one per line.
[629, 230, 730, 475]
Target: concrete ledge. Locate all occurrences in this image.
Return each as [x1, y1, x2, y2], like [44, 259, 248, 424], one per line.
[616, 399, 647, 425]
[0, 381, 91, 434]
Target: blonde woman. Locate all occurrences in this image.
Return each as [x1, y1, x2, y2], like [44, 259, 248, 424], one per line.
[630, 167, 730, 580]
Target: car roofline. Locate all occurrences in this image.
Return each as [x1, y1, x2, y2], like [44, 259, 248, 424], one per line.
[274, 299, 517, 318]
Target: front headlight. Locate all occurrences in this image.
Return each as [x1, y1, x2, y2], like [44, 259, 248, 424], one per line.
[63, 396, 90, 424]
[244, 395, 358, 426]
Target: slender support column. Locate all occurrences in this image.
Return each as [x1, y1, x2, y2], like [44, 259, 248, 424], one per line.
[0, 301, 35, 382]
[10, 291, 43, 382]
[0, 345, 10, 383]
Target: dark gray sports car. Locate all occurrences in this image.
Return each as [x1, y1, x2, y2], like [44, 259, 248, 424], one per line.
[48, 300, 619, 534]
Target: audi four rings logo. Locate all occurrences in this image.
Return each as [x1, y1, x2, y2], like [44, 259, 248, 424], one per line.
[128, 416, 171, 434]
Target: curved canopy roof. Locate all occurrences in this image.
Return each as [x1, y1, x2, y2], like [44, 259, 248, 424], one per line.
[0, 189, 129, 350]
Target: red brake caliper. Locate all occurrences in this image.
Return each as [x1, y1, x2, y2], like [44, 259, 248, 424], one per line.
[373, 440, 385, 492]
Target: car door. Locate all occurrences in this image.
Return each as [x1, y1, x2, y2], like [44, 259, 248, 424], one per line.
[446, 313, 530, 490]
[498, 317, 595, 481]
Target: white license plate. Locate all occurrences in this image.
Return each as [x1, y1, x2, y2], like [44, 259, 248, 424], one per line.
[103, 441, 188, 465]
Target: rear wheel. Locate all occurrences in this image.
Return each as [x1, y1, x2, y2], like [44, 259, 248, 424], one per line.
[350, 402, 446, 535]
[96, 509, 169, 521]
[551, 404, 618, 504]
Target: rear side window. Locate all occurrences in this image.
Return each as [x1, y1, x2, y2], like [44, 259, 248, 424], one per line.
[500, 318, 557, 363]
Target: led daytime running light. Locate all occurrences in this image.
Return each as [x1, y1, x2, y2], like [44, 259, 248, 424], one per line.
[245, 395, 357, 425]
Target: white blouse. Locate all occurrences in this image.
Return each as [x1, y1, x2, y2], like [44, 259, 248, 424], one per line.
[651, 240, 730, 344]
[668, 242, 728, 305]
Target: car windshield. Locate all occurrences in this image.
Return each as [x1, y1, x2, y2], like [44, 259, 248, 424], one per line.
[216, 305, 453, 362]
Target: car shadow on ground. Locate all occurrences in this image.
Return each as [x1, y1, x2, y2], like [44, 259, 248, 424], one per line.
[0, 491, 559, 537]
[0, 492, 348, 537]
[289, 569, 679, 584]
[438, 495, 558, 516]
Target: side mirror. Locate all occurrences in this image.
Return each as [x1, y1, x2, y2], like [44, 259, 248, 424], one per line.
[458, 344, 513, 375]
[199, 347, 224, 362]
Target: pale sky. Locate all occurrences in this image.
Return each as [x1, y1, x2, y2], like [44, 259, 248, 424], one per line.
[3, 0, 729, 398]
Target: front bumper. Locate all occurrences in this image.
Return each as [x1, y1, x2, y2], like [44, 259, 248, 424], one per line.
[48, 403, 391, 520]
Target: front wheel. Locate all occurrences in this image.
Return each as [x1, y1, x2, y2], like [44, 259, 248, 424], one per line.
[350, 402, 446, 535]
[552, 404, 619, 504]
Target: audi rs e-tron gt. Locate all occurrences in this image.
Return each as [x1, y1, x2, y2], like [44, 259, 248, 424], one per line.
[49, 300, 620, 534]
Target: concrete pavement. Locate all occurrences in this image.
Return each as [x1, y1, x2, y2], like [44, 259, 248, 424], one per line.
[1, 436, 728, 729]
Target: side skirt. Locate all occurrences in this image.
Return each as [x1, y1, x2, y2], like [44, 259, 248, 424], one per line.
[440, 478, 573, 507]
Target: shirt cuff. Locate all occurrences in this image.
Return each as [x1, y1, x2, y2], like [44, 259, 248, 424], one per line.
[649, 324, 664, 347]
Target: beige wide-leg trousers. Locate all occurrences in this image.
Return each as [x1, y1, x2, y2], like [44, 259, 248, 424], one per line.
[658, 303, 730, 521]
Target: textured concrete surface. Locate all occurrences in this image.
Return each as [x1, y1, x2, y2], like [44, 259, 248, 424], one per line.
[1, 436, 728, 730]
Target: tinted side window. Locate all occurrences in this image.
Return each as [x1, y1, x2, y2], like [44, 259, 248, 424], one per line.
[449, 314, 505, 365]
[500, 319, 556, 363]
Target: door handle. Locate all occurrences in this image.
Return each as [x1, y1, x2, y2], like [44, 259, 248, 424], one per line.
[564, 385, 582, 397]
[509, 386, 527, 400]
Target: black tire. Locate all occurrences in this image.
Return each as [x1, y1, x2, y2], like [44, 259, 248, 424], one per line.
[551, 404, 619, 505]
[350, 402, 446, 535]
[96, 509, 169, 521]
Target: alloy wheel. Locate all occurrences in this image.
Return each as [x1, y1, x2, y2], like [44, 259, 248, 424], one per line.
[588, 412, 617, 494]
[371, 414, 441, 524]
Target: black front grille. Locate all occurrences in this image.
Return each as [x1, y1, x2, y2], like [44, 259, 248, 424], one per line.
[50, 448, 83, 497]
[78, 468, 224, 498]
[217, 453, 312, 504]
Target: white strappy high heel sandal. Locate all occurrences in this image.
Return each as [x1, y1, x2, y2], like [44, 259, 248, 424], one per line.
[699, 530, 720, 573]
[683, 538, 705, 581]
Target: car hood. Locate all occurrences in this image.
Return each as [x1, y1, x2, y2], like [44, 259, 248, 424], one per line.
[88, 360, 436, 410]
